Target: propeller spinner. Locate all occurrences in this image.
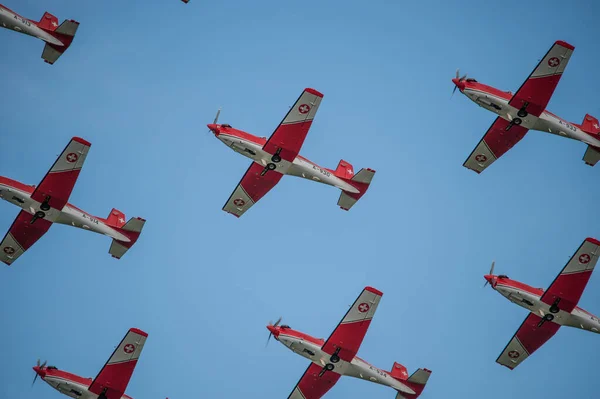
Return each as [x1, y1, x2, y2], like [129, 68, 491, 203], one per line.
[32, 359, 47, 386]
[483, 261, 495, 288]
[266, 316, 282, 347]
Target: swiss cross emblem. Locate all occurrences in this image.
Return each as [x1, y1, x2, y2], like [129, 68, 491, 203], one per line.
[508, 350, 520, 359]
[3, 246, 15, 255]
[51, 21, 58, 27]
[579, 253, 591, 264]
[475, 154, 487, 163]
[233, 198, 246, 207]
[66, 153, 78, 163]
[548, 57, 560, 67]
[358, 303, 370, 313]
[298, 104, 310, 114]
[123, 344, 135, 354]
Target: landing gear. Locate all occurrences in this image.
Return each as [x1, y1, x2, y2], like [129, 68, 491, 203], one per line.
[544, 313, 555, 322]
[40, 196, 51, 211]
[271, 154, 281, 163]
[30, 211, 46, 225]
[325, 364, 334, 371]
[550, 298, 561, 314]
[267, 163, 276, 170]
[330, 347, 341, 363]
[513, 117, 522, 125]
[517, 109, 528, 118]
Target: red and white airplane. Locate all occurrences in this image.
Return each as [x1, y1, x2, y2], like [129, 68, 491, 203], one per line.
[454, 40, 600, 173]
[0, 4, 79, 64]
[207, 88, 375, 217]
[485, 237, 600, 370]
[267, 286, 431, 398]
[0, 137, 145, 266]
[32, 328, 150, 399]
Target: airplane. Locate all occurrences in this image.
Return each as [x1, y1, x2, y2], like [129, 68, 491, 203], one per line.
[207, 88, 376, 217]
[0, 4, 79, 64]
[453, 40, 600, 173]
[32, 328, 150, 399]
[484, 237, 600, 370]
[0, 137, 145, 266]
[266, 286, 432, 398]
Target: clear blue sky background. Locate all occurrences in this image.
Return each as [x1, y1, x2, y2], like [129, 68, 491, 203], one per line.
[1, 0, 600, 398]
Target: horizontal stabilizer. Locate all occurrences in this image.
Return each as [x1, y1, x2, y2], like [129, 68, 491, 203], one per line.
[41, 20, 79, 64]
[337, 168, 376, 211]
[109, 217, 146, 259]
[583, 145, 600, 166]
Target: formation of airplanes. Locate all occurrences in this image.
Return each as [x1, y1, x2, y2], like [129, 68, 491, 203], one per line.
[2, 2, 599, 398]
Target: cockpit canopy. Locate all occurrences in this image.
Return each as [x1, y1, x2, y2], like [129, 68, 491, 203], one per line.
[498, 274, 509, 279]
[466, 78, 477, 83]
[281, 324, 291, 329]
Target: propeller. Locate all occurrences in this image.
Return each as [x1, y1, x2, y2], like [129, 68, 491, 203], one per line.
[207, 108, 222, 134]
[266, 316, 282, 347]
[32, 359, 47, 387]
[452, 69, 468, 96]
[483, 261, 495, 288]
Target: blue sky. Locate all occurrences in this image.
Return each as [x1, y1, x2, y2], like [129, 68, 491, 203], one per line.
[1, 0, 600, 398]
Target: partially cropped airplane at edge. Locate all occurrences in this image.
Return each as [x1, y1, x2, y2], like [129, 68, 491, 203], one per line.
[454, 40, 600, 173]
[207, 88, 375, 217]
[485, 237, 600, 370]
[32, 328, 150, 399]
[0, 4, 78, 64]
[267, 286, 431, 399]
[0, 137, 145, 266]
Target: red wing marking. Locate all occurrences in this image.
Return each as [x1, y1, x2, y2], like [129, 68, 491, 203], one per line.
[0, 211, 52, 265]
[88, 328, 147, 399]
[31, 137, 90, 211]
[540, 237, 600, 313]
[321, 287, 382, 362]
[508, 41, 574, 117]
[463, 117, 529, 173]
[496, 313, 560, 370]
[262, 88, 323, 162]
[287, 363, 341, 399]
[222, 162, 283, 217]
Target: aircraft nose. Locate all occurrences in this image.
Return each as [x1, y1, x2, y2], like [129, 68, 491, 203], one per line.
[32, 366, 46, 378]
[207, 123, 218, 134]
[452, 77, 465, 91]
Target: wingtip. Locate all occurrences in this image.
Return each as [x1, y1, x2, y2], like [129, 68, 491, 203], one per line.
[365, 286, 383, 296]
[585, 237, 600, 246]
[556, 40, 575, 50]
[72, 136, 91, 146]
[129, 328, 148, 337]
[305, 88, 324, 98]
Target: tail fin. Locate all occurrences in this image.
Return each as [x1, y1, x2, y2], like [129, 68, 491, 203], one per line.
[109, 217, 146, 259]
[393, 365, 432, 399]
[582, 114, 600, 135]
[106, 208, 127, 228]
[38, 12, 59, 32]
[337, 168, 376, 211]
[333, 159, 355, 180]
[41, 19, 79, 64]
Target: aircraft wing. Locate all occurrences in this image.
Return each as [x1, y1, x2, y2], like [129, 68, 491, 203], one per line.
[262, 88, 323, 162]
[0, 211, 52, 265]
[463, 117, 529, 173]
[321, 286, 382, 362]
[496, 313, 560, 370]
[539, 237, 600, 313]
[508, 41, 574, 118]
[88, 328, 148, 399]
[287, 363, 341, 399]
[31, 137, 90, 211]
[222, 162, 283, 217]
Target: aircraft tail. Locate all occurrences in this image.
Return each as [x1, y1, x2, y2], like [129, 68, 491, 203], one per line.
[336, 166, 376, 211]
[391, 363, 431, 399]
[40, 18, 79, 64]
[108, 216, 146, 259]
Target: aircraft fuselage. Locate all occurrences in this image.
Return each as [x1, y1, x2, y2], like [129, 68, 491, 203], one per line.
[215, 127, 360, 194]
[491, 277, 600, 333]
[460, 82, 600, 148]
[0, 5, 63, 46]
[0, 177, 129, 243]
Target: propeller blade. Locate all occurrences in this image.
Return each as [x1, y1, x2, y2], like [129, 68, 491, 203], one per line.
[490, 261, 495, 275]
[32, 373, 38, 387]
[274, 316, 282, 327]
[213, 108, 221, 124]
[36, 359, 40, 367]
[266, 332, 272, 347]
[452, 85, 458, 96]
[483, 280, 489, 288]
[41, 360, 47, 368]
[455, 69, 459, 79]
[460, 74, 467, 81]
